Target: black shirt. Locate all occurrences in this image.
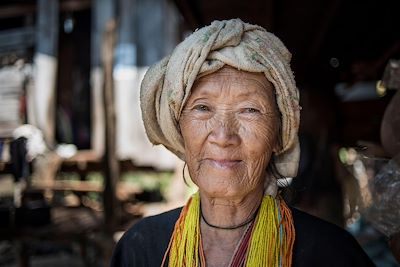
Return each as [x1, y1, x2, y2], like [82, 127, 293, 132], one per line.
[110, 207, 375, 267]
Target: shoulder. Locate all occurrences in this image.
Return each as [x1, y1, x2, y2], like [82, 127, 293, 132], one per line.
[292, 207, 355, 243]
[127, 207, 182, 237]
[110, 207, 182, 267]
[291, 207, 375, 267]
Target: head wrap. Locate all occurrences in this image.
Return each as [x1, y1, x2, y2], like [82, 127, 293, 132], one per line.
[140, 19, 301, 178]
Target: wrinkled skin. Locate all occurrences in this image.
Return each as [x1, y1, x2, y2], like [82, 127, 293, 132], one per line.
[180, 66, 279, 202]
[179, 66, 280, 266]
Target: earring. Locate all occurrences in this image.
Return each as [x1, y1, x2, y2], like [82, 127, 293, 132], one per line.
[182, 162, 190, 186]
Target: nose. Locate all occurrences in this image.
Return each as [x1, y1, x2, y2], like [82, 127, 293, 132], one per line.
[208, 115, 240, 147]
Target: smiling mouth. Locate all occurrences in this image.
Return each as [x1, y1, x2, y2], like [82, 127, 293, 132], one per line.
[208, 159, 242, 169]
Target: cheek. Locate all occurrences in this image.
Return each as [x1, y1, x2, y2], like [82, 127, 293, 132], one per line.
[240, 118, 278, 157]
[179, 116, 210, 187]
[179, 115, 209, 159]
[242, 124, 276, 188]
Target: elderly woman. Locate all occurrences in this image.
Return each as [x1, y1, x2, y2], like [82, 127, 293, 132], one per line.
[111, 19, 375, 267]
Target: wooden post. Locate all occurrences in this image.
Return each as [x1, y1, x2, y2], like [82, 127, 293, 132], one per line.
[114, 0, 137, 160]
[91, 0, 114, 157]
[102, 20, 119, 233]
[113, 0, 180, 169]
[28, 0, 59, 147]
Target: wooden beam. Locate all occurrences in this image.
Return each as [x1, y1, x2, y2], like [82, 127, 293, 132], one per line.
[60, 0, 92, 12]
[0, 4, 35, 19]
[0, 0, 91, 19]
[32, 180, 103, 192]
[0, 27, 35, 52]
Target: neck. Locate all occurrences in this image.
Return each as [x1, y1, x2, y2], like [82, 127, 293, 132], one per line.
[199, 188, 264, 230]
[201, 207, 257, 230]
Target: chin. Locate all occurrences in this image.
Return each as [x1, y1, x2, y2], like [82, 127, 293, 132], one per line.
[199, 183, 251, 199]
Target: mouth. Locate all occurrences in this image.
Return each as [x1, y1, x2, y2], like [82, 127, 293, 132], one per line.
[207, 159, 242, 169]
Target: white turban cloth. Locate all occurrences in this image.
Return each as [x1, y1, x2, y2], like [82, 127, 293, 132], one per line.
[140, 19, 301, 178]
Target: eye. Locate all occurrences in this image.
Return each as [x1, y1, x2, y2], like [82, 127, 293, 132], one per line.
[193, 104, 210, 112]
[243, 107, 260, 113]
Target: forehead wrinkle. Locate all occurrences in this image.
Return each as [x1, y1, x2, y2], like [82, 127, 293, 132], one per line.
[197, 65, 273, 88]
[192, 76, 274, 99]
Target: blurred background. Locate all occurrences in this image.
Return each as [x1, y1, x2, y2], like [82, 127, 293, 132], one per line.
[0, 0, 399, 266]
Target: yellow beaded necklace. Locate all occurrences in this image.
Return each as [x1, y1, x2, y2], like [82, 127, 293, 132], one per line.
[161, 191, 295, 267]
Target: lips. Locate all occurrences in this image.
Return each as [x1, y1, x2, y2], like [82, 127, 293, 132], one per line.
[207, 159, 242, 169]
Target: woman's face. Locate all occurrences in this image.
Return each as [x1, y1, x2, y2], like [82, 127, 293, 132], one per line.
[179, 66, 279, 199]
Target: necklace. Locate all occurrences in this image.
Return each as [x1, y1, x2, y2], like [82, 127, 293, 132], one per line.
[200, 205, 260, 230]
[162, 192, 295, 267]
